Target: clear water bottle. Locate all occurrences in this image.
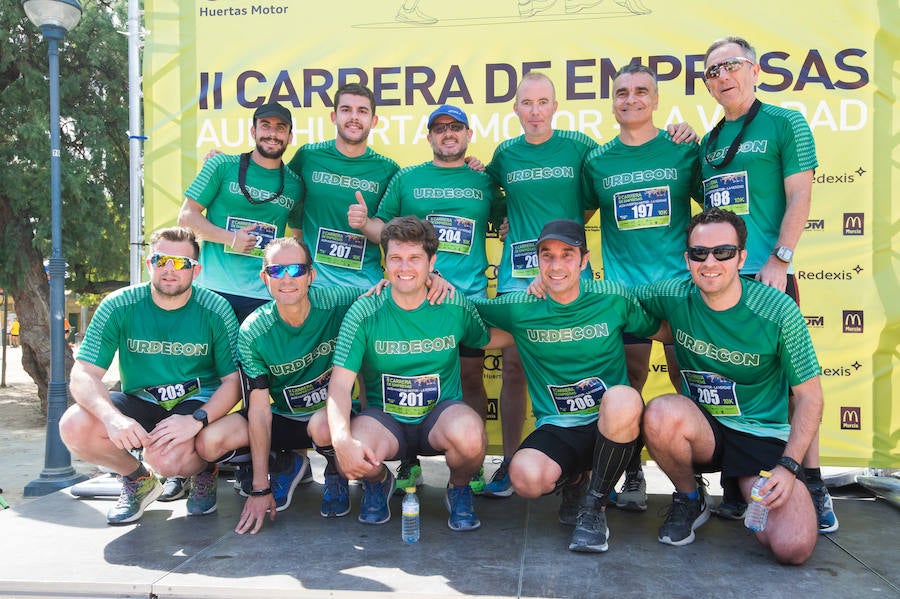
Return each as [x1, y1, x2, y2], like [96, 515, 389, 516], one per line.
[744, 470, 772, 532]
[401, 487, 420, 543]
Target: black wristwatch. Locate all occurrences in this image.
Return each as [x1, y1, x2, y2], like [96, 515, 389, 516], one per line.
[192, 408, 209, 428]
[249, 487, 272, 497]
[777, 455, 802, 477]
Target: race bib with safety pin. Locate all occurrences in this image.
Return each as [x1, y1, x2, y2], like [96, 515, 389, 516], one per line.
[283, 369, 331, 416]
[511, 239, 539, 279]
[614, 186, 672, 230]
[145, 378, 201, 411]
[702, 171, 750, 215]
[548, 376, 606, 416]
[382, 373, 440, 418]
[427, 214, 475, 255]
[681, 370, 741, 416]
[223, 216, 277, 258]
[315, 227, 366, 270]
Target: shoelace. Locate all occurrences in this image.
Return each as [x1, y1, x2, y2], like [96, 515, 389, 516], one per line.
[622, 476, 643, 493]
[192, 473, 214, 497]
[449, 487, 474, 515]
[324, 476, 346, 499]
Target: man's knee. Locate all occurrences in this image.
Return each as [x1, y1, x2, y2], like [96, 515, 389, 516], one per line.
[59, 405, 93, 449]
[643, 393, 687, 434]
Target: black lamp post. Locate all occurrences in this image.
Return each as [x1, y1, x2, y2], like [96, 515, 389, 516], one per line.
[22, 0, 88, 496]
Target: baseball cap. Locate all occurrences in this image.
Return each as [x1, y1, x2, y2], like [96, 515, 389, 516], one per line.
[427, 104, 469, 129]
[253, 102, 292, 125]
[536, 220, 586, 249]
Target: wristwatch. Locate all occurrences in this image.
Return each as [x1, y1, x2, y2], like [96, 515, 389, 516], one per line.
[777, 455, 802, 477]
[192, 408, 209, 428]
[773, 245, 794, 263]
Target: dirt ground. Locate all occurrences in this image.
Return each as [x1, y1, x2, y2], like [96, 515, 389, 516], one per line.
[0, 346, 99, 508]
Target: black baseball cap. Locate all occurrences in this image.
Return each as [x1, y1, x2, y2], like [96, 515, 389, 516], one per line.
[253, 102, 292, 125]
[536, 219, 586, 249]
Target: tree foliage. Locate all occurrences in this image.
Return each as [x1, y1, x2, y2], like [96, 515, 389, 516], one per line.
[0, 0, 131, 409]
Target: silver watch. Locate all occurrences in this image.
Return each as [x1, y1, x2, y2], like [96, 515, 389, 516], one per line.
[774, 245, 793, 263]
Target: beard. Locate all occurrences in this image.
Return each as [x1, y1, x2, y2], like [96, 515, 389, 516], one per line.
[256, 137, 287, 159]
[151, 277, 193, 298]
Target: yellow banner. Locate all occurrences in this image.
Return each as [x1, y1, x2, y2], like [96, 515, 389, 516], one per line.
[144, 0, 898, 467]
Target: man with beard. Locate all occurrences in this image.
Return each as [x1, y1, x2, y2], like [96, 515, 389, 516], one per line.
[287, 83, 400, 288]
[179, 102, 304, 322]
[60, 227, 240, 525]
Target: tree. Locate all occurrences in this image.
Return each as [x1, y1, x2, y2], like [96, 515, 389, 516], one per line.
[0, 0, 131, 412]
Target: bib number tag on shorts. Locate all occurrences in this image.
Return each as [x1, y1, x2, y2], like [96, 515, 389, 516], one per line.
[511, 239, 539, 279]
[145, 378, 201, 411]
[702, 172, 750, 215]
[681, 370, 741, 416]
[427, 214, 475, 255]
[548, 377, 606, 416]
[224, 217, 277, 258]
[614, 186, 672, 230]
[283, 369, 331, 416]
[382, 373, 440, 418]
[315, 227, 366, 270]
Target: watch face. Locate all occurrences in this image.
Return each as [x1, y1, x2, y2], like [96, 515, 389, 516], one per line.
[776, 246, 793, 262]
[193, 409, 208, 421]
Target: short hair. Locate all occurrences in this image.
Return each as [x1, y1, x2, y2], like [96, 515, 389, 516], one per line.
[705, 36, 756, 63]
[516, 71, 556, 103]
[380, 216, 439, 259]
[149, 226, 199, 259]
[613, 64, 658, 93]
[686, 208, 748, 249]
[263, 237, 312, 267]
[333, 83, 376, 114]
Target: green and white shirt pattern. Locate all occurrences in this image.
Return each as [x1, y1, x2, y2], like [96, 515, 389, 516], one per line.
[77, 283, 239, 407]
[185, 153, 304, 300]
[333, 292, 490, 424]
[634, 276, 821, 441]
[475, 279, 659, 429]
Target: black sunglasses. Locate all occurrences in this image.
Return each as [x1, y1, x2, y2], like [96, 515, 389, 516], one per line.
[687, 245, 741, 262]
[264, 263, 311, 278]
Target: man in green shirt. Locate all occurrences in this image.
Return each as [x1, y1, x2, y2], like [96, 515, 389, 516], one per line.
[636, 208, 822, 565]
[60, 227, 241, 525]
[476, 219, 658, 553]
[327, 216, 491, 531]
[194, 238, 362, 534]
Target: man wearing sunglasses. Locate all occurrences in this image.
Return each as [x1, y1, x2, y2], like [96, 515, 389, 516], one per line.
[179, 101, 304, 323]
[327, 217, 492, 532]
[635, 208, 822, 564]
[699, 36, 834, 532]
[194, 237, 362, 534]
[348, 104, 505, 495]
[60, 227, 241, 525]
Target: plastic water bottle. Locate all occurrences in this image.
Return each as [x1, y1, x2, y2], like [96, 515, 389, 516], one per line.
[744, 470, 772, 531]
[401, 487, 420, 543]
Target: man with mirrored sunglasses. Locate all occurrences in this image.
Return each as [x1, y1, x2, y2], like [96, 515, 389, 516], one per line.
[633, 208, 823, 564]
[194, 237, 364, 533]
[700, 36, 834, 532]
[61, 227, 241, 525]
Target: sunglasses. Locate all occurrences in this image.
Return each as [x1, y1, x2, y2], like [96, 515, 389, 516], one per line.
[148, 253, 198, 270]
[430, 122, 466, 134]
[687, 245, 741, 262]
[263, 263, 311, 278]
[704, 57, 754, 80]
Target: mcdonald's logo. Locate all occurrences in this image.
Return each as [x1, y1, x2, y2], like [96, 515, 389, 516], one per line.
[840, 406, 861, 430]
[843, 213, 864, 235]
[842, 310, 864, 333]
[486, 397, 499, 421]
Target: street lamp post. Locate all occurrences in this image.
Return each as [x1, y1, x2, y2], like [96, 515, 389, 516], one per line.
[23, 0, 88, 496]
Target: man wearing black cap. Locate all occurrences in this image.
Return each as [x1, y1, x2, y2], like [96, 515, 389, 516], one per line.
[474, 219, 659, 553]
[179, 101, 304, 322]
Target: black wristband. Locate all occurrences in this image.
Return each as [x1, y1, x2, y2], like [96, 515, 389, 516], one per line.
[249, 487, 272, 497]
[777, 455, 802, 477]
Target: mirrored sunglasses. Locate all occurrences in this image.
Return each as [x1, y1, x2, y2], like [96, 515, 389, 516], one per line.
[687, 245, 741, 262]
[704, 57, 754, 80]
[148, 253, 198, 270]
[430, 122, 467, 134]
[264, 263, 311, 278]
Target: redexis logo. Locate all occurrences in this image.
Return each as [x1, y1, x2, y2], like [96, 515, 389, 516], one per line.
[842, 310, 864, 333]
[843, 213, 864, 235]
[797, 264, 863, 281]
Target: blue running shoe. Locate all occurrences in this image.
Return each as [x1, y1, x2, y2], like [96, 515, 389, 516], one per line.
[107, 470, 162, 524]
[808, 481, 839, 533]
[321, 472, 350, 518]
[445, 483, 481, 531]
[483, 458, 513, 498]
[359, 468, 396, 525]
[187, 467, 218, 516]
[271, 453, 309, 512]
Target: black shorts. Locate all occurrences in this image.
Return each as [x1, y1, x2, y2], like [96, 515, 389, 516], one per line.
[111, 392, 204, 434]
[238, 411, 313, 451]
[694, 402, 789, 479]
[358, 400, 461, 460]
[459, 344, 485, 359]
[518, 422, 597, 477]
[213, 290, 268, 323]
